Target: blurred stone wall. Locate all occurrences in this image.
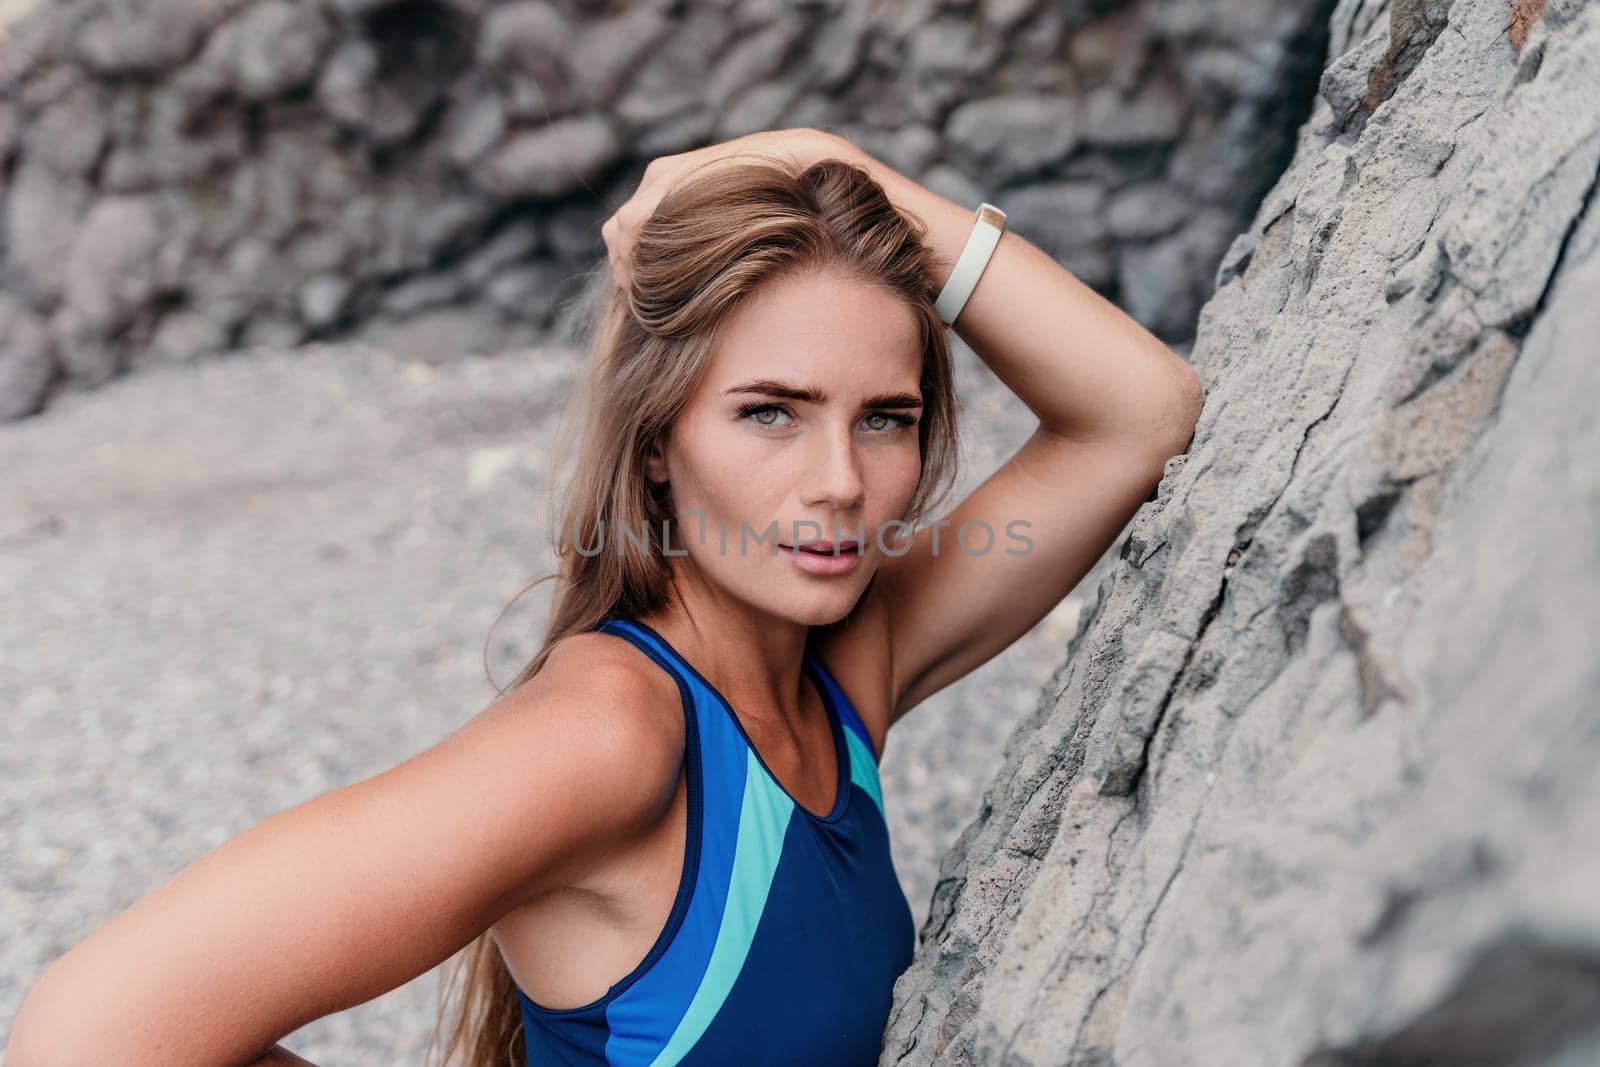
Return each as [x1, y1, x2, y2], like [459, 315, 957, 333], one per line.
[880, 0, 1600, 1061]
[0, 0, 38, 35]
[0, 0, 1333, 420]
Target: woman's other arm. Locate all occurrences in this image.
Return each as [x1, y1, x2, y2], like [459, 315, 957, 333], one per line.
[5, 634, 683, 1067]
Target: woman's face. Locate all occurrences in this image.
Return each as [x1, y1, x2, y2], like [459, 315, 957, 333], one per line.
[646, 268, 926, 626]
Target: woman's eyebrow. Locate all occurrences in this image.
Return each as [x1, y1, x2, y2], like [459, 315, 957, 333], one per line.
[724, 379, 923, 409]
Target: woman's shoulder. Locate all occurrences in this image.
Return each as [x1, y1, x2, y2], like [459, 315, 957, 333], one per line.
[461, 629, 689, 887]
[497, 628, 688, 770]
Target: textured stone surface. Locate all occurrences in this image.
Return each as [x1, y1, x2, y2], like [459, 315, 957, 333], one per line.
[0, 0, 1332, 419]
[881, 0, 1600, 1062]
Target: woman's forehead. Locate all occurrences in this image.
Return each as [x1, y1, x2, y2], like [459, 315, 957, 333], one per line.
[707, 272, 922, 383]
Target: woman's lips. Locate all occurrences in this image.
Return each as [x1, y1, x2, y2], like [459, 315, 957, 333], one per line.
[780, 541, 862, 576]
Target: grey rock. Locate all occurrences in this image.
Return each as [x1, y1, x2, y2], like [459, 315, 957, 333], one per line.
[984, 0, 1041, 33]
[72, 0, 214, 75]
[717, 81, 804, 141]
[920, 163, 987, 215]
[460, 218, 543, 288]
[0, 95, 20, 161]
[1060, 143, 1167, 188]
[297, 274, 354, 331]
[0, 294, 55, 420]
[874, 125, 944, 179]
[439, 88, 508, 166]
[240, 311, 306, 351]
[24, 77, 107, 177]
[1001, 181, 1113, 288]
[486, 261, 573, 325]
[476, 116, 621, 198]
[706, 20, 806, 109]
[62, 195, 165, 336]
[1080, 75, 1189, 147]
[316, 40, 429, 145]
[545, 201, 605, 261]
[909, 17, 1002, 81]
[199, 0, 335, 101]
[633, 110, 719, 159]
[410, 197, 495, 256]
[1107, 180, 1188, 240]
[47, 304, 120, 386]
[810, 6, 871, 91]
[349, 304, 512, 362]
[381, 273, 464, 318]
[142, 307, 234, 364]
[324, 0, 405, 15]
[477, 1, 572, 75]
[1069, 7, 1150, 88]
[100, 92, 248, 191]
[478, 2, 574, 118]
[1117, 212, 1239, 339]
[882, 1, 1600, 1063]
[946, 93, 1081, 184]
[567, 8, 673, 107]
[286, 227, 354, 276]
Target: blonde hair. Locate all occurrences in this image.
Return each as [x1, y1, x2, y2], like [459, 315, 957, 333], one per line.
[427, 153, 961, 1067]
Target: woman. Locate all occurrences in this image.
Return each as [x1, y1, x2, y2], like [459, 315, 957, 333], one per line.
[6, 127, 1201, 1066]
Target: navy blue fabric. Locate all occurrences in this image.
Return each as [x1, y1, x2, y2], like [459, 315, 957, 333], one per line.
[516, 616, 916, 1065]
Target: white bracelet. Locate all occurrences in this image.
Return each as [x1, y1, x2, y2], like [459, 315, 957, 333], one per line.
[934, 202, 1007, 326]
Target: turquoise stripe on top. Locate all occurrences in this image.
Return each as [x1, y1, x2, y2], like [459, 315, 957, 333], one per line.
[842, 727, 884, 818]
[647, 749, 794, 1064]
[591, 619, 747, 1065]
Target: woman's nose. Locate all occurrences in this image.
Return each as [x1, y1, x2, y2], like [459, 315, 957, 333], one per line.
[806, 428, 866, 509]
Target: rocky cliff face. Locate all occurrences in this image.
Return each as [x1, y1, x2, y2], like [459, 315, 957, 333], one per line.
[0, 0, 1330, 419]
[882, 0, 1600, 1062]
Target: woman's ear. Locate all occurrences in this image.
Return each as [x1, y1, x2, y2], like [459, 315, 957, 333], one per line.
[645, 437, 669, 485]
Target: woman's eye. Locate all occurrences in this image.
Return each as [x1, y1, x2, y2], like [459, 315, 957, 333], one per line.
[865, 412, 918, 432]
[740, 403, 792, 428]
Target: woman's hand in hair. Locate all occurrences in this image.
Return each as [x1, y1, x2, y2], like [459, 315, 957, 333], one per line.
[601, 126, 858, 290]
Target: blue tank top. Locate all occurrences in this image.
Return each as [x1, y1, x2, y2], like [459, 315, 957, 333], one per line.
[516, 615, 917, 1065]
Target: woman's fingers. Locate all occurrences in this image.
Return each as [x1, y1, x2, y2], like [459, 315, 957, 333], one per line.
[604, 181, 671, 289]
[599, 214, 625, 287]
[600, 130, 829, 291]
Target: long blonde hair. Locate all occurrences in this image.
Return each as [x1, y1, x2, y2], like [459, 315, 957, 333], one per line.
[427, 153, 962, 1067]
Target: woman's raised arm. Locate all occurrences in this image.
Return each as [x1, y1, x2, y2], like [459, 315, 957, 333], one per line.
[5, 634, 684, 1067]
[818, 131, 1206, 724]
